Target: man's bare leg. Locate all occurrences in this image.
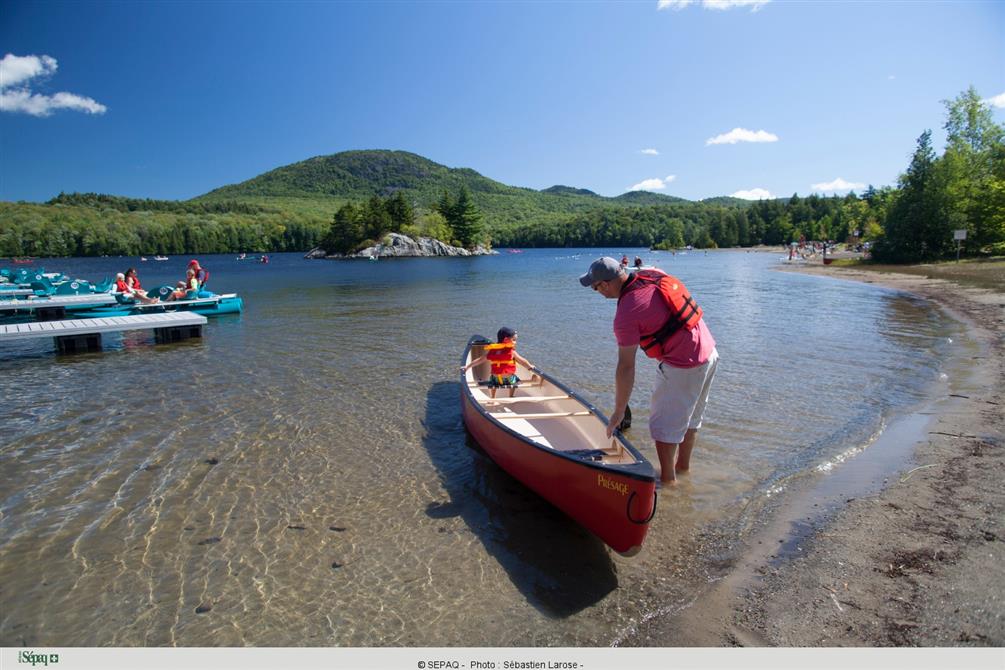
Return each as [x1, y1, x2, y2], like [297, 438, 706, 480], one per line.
[655, 440, 679, 485]
[676, 428, 698, 472]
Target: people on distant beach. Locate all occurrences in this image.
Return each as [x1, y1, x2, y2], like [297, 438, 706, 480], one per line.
[123, 268, 158, 303]
[461, 327, 535, 398]
[187, 259, 209, 288]
[580, 257, 719, 485]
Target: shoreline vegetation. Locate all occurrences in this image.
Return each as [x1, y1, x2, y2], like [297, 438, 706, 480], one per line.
[636, 251, 1004, 647]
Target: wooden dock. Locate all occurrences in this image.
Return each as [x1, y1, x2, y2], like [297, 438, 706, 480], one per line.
[0, 312, 208, 353]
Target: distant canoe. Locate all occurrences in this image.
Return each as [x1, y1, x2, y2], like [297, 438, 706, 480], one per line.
[153, 255, 168, 261]
[460, 335, 657, 556]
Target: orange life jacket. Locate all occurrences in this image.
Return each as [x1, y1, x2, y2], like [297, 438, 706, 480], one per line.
[115, 279, 130, 292]
[619, 269, 703, 358]
[485, 341, 517, 377]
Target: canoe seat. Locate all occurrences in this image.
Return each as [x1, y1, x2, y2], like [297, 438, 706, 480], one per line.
[480, 395, 571, 406]
[602, 440, 625, 456]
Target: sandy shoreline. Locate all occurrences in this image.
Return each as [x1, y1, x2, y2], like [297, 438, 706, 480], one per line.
[644, 256, 1004, 646]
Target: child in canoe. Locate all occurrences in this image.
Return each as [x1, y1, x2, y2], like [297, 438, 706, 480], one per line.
[461, 327, 534, 398]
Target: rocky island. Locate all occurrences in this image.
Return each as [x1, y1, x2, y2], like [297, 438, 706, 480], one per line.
[305, 232, 496, 260]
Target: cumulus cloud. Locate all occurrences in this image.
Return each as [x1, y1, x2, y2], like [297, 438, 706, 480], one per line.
[627, 175, 677, 192]
[658, 0, 769, 10]
[639, 148, 660, 155]
[706, 127, 779, 145]
[985, 92, 1005, 109]
[811, 177, 865, 193]
[731, 188, 773, 200]
[0, 53, 106, 117]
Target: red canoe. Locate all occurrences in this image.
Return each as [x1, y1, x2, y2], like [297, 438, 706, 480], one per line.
[460, 335, 658, 556]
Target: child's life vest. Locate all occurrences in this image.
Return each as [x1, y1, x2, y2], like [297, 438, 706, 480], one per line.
[484, 341, 517, 376]
[619, 269, 702, 359]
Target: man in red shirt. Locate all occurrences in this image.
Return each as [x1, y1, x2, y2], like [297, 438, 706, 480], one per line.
[580, 257, 719, 485]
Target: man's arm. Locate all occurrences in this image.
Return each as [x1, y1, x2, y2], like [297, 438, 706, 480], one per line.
[606, 344, 637, 438]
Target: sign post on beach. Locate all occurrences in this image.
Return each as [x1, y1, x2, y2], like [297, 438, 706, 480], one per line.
[954, 229, 967, 263]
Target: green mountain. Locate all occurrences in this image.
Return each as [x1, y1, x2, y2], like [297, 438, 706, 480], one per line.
[195, 150, 691, 229]
[3, 148, 860, 257]
[200, 150, 517, 201]
[699, 196, 753, 208]
[540, 185, 600, 197]
[614, 190, 689, 205]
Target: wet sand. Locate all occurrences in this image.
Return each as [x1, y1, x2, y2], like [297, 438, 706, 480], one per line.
[643, 257, 1005, 646]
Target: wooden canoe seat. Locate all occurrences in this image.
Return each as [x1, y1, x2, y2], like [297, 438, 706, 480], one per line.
[480, 395, 572, 405]
[490, 411, 592, 420]
[602, 440, 625, 456]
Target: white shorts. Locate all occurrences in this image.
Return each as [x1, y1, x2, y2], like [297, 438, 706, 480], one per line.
[649, 348, 719, 444]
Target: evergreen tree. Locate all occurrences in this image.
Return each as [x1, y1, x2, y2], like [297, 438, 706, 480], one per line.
[875, 131, 951, 262]
[449, 186, 484, 248]
[385, 191, 414, 233]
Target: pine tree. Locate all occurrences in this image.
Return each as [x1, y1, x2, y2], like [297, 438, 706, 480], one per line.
[448, 186, 483, 248]
[875, 131, 951, 262]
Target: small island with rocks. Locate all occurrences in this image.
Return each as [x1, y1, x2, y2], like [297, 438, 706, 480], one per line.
[304, 232, 495, 260]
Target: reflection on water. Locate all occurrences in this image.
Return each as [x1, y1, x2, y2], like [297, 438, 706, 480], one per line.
[0, 250, 954, 646]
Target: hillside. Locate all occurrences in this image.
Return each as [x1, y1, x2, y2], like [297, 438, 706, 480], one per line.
[614, 190, 689, 205]
[3, 149, 856, 257]
[194, 150, 693, 229]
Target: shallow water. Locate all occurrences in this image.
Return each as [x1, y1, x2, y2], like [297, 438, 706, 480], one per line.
[0, 249, 957, 646]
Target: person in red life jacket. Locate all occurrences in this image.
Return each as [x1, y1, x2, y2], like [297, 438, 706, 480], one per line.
[580, 257, 719, 485]
[115, 271, 158, 304]
[187, 259, 209, 288]
[123, 267, 158, 303]
[461, 327, 535, 398]
[170, 268, 200, 301]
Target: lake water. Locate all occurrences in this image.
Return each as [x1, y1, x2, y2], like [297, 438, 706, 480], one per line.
[0, 249, 957, 646]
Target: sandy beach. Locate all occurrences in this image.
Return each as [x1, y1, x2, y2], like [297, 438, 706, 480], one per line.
[644, 254, 1005, 647]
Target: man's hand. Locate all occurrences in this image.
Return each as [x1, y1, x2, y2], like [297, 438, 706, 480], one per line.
[606, 408, 625, 438]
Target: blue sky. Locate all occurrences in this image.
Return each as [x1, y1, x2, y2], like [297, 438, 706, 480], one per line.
[1, 1, 1003, 203]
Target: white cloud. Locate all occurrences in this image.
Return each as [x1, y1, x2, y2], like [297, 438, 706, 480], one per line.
[639, 148, 660, 155]
[888, 75, 896, 80]
[0, 53, 106, 117]
[703, 0, 770, 10]
[731, 188, 773, 200]
[811, 177, 865, 193]
[706, 127, 779, 145]
[627, 175, 677, 192]
[985, 92, 1005, 109]
[0, 54, 57, 88]
[658, 0, 769, 10]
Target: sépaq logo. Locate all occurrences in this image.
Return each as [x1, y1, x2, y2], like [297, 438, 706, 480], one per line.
[18, 651, 59, 666]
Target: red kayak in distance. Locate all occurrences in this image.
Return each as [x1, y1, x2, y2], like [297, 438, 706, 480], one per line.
[460, 335, 657, 556]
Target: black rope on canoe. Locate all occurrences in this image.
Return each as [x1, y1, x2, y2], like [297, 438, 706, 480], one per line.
[626, 489, 657, 525]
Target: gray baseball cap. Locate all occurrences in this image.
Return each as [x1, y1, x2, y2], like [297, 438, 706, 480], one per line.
[579, 257, 623, 287]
